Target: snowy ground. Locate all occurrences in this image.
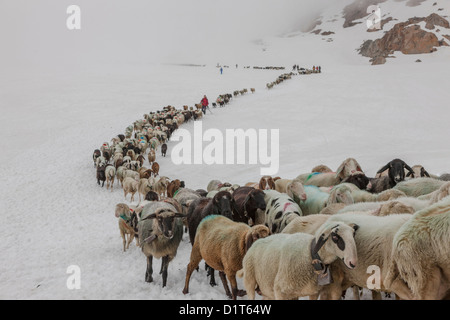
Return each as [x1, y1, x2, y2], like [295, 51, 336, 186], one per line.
[1, 59, 449, 300]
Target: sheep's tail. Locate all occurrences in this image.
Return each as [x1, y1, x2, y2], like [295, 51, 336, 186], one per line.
[236, 269, 244, 278]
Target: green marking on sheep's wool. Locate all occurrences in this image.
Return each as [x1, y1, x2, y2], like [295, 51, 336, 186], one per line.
[120, 214, 130, 222]
[173, 189, 180, 197]
[306, 172, 321, 182]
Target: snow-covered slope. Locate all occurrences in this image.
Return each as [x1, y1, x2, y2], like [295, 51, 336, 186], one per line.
[0, 0, 449, 300]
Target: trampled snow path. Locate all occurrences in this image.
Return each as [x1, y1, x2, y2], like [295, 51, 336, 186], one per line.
[1, 62, 449, 300]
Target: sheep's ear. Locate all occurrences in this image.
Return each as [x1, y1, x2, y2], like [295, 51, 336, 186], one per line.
[259, 178, 265, 190]
[349, 223, 359, 232]
[335, 162, 346, 180]
[245, 231, 254, 252]
[402, 162, 415, 175]
[174, 212, 186, 218]
[406, 171, 414, 178]
[376, 163, 391, 174]
[422, 168, 430, 178]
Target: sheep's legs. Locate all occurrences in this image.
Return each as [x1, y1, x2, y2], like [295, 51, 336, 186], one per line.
[206, 264, 217, 287]
[182, 242, 203, 294]
[161, 255, 169, 287]
[219, 271, 233, 299]
[229, 273, 246, 300]
[145, 255, 153, 283]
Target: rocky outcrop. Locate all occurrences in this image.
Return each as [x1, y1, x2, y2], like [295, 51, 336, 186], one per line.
[359, 13, 449, 65]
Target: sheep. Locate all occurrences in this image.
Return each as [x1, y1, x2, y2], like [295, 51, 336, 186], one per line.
[96, 164, 106, 187]
[182, 215, 270, 299]
[186, 191, 235, 286]
[138, 178, 153, 202]
[299, 185, 353, 216]
[123, 177, 139, 202]
[384, 196, 450, 299]
[166, 179, 182, 198]
[368, 159, 415, 193]
[274, 179, 307, 204]
[151, 162, 160, 177]
[153, 176, 169, 199]
[147, 148, 156, 164]
[296, 158, 363, 187]
[262, 190, 303, 233]
[161, 143, 167, 157]
[406, 165, 431, 179]
[231, 187, 266, 225]
[257, 176, 276, 190]
[342, 172, 370, 190]
[328, 183, 406, 205]
[115, 203, 139, 251]
[316, 213, 415, 300]
[93, 149, 101, 167]
[237, 220, 359, 300]
[393, 177, 445, 197]
[105, 165, 116, 192]
[116, 166, 126, 187]
[138, 201, 185, 287]
[439, 173, 450, 181]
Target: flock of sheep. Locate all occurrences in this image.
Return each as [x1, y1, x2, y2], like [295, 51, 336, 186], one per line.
[92, 73, 450, 300]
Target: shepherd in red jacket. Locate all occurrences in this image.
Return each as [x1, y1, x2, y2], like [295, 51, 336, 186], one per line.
[201, 95, 208, 114]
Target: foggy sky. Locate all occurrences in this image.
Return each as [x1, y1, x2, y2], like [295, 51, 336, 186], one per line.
[0, 0, 335, 72]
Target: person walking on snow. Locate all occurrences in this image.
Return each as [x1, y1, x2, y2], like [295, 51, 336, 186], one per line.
[201, 95, 209, 115]
[220, 67, 223, 74]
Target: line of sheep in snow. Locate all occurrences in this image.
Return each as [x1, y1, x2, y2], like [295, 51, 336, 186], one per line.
[112, 152, 450, 300]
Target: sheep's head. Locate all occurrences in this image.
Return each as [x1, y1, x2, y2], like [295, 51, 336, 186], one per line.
[259, 176, 275, 190]
[245, 225, 271, 252]
[144, 208, 185, 240]
[313, 222, 359, 270]
[328, 185, 354, 206]
[377, 159, 414, 185]
[336, 158, 363, 181]
[246, 189, 267, 211]
[212, 191, 234, 219]
[343, 172, 369, 190]
[287, 180, 307, 202]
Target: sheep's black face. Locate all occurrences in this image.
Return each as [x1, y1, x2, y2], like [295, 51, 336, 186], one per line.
[345, 174, 369, 190]
[251, 191, 266, 211]
[157, 214, 176, 239]
[214, 192, 233, 219]
[389, 161, 406, 184]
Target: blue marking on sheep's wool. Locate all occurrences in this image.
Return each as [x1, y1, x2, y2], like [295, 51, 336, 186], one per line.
[305, 172, 321, 182]
[199, 214, 221, 225]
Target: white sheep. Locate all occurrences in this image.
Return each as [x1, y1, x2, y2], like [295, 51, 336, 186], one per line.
[237, 220, 359, 300]
[317, 213, 415, 300]
[105, 165, 116, 192]
[393, 177, 445, 197]
[262, 190, 302, 233]
[384, 196, 450, 299]
[295, 158, 363, 187]
[123, 177, 139, 202]
[299, 185, 353, 216]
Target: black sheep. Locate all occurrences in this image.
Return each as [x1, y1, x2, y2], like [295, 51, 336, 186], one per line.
[368, 159, 414, 193]
[231, 186, 266, 224]
[161, 143, 167, 157]
[96, 165, 106, 187]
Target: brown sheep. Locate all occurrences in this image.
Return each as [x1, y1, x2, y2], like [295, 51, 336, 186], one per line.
[152, 162, 160, 177]
[148, 149, 156, 165]
[182, 215, 270, 299]
[167, 179, 182, 198]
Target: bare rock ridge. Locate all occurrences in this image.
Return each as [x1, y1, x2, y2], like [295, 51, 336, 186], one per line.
[358, 13, 450, 64]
